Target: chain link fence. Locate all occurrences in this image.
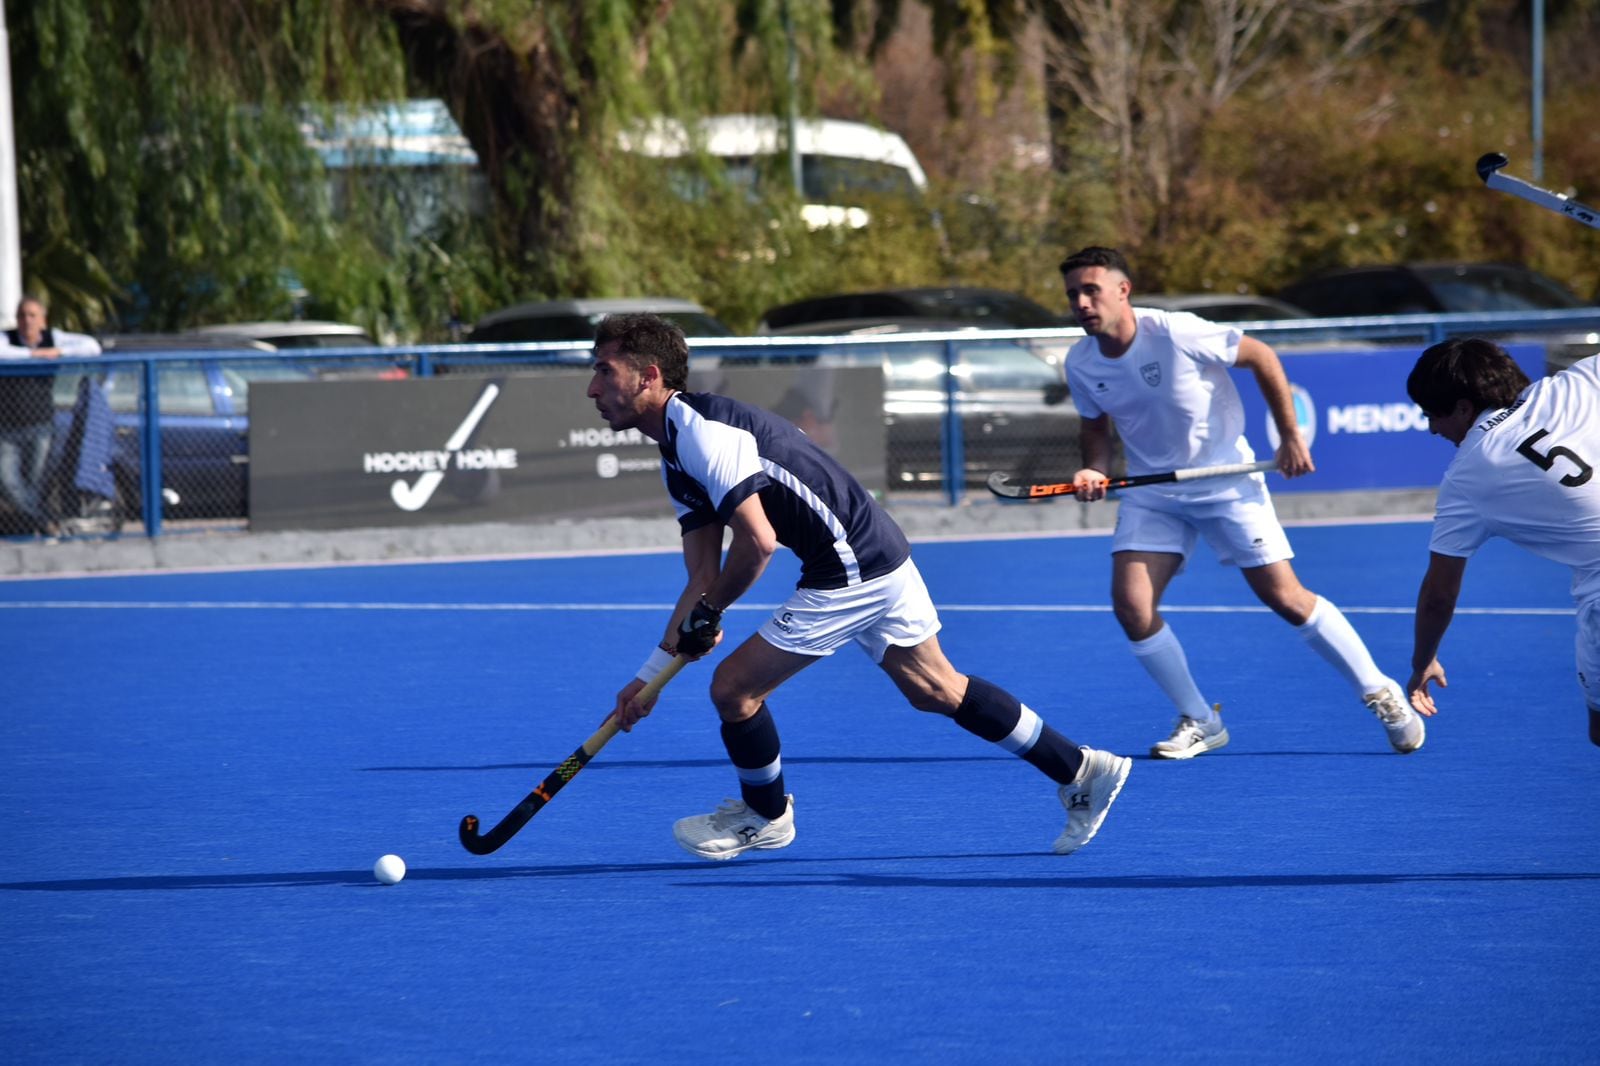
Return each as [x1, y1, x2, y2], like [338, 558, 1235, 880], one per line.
[10, 308, 1595, 541]
[1, 334, 1088, 537]
[0, 351, 417, 536]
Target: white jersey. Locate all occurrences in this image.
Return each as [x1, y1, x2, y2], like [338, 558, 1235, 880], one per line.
[1430, 355, 1600, 605]
[1066, 308, 1256, 501]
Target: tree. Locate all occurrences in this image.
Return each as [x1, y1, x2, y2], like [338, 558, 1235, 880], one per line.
[1037, 0, 1414, 262]
[9, 0, 1596, 335]
[8, 0, 888, 333]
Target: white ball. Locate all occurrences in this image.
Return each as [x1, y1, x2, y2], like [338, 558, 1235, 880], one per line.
[373, 854, 406, 885]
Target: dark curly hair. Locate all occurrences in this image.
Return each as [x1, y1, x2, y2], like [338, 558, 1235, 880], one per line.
[592, 313, 691, 391]
[1058, 246, 1132, 282]
[1406, 338, 1531, 417]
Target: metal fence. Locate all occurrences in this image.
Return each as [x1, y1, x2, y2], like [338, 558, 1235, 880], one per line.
[2, 307, 1597, 540]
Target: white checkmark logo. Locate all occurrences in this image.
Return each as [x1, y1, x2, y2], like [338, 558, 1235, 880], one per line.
[390, 383, 502, 512]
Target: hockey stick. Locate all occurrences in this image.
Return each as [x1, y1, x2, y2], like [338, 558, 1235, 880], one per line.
[1476, 153, 1600, 230]
[459, 654, 690, 855]
[987, 459, 1277, 500]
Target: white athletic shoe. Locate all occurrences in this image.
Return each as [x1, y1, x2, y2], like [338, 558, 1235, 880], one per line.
[1053, 747, 1132, 855]
[673, 795, 796, 861]
[1364, 685, 1425, 754]
[1150, 705, 1230, 759]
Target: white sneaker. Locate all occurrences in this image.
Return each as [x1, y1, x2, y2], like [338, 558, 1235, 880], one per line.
[1053, 748, 1131, 855]
[1364, 685, 1425, 753]
[673, 795, 796, 861]
[1150, 705, 1230, 759]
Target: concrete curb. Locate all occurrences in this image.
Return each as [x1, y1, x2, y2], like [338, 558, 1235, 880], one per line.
[0, 489, 1437, 578]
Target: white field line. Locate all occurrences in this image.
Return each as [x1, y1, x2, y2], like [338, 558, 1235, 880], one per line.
[0, 600, 1573, 617]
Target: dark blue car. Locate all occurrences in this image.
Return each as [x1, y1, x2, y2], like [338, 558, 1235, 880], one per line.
[43, 332, 400, 527]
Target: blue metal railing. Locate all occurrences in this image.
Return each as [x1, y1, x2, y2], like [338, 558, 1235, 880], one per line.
[5, 305, 1598, 537]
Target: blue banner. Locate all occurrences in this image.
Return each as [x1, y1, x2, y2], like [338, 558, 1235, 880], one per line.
[1230, 344, 1546, 492]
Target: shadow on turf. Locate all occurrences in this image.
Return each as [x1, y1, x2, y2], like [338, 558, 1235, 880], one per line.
[362, 750, 1414, 775]
[6, 865, 1600, 893]
[677, 869, 1600, 891]
[361, 754, 1014, 772]
[0, 862, 723, 891]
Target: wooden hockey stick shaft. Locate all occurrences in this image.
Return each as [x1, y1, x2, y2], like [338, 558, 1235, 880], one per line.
[458, 654, 690, 855]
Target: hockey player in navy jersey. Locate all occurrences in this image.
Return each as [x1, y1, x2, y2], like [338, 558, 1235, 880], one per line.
[587, 312, 1131, 860]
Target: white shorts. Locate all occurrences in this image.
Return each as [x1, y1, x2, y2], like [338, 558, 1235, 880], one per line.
[758, 558, 941, 663]
[1576, 597, 1600, 710]
[1111, 480, 1293, 568]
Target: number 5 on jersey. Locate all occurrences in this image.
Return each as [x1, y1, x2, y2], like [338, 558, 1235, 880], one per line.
[1517, 429, 1594, 487]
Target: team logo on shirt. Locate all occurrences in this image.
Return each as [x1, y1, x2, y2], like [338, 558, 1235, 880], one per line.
[1140, 363, 1161, 387]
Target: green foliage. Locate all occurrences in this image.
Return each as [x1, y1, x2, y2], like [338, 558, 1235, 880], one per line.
[8, 0, 428, 333]
[7, 0, 1598, 342]
[1035, 4, 1600, 304]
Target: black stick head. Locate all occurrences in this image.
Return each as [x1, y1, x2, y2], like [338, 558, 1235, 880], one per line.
[1476, 153, 1509, 184]
[458, 814, 492, 854]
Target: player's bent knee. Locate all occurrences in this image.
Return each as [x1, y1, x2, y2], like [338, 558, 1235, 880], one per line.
[706, 674, 762, 723]
[1111, 605, 1156, 639]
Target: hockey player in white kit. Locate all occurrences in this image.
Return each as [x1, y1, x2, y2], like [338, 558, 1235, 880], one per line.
[1405, 338, 1600, 745]
[1057, 245, 1426, 758]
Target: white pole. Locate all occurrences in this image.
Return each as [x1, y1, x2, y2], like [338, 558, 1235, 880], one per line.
[0, 3, 23, 326]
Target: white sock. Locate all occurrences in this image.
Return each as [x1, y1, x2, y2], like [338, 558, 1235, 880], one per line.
[1296, 595, 1392, 698]
[1129, 624, 1214, 720]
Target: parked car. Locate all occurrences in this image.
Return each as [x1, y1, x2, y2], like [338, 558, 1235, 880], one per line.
[1131, 292, 1382, 353]
[184, 320, 409, 380]
[1275, 261, 1600, 371]
[619, 115, 928, 230]
[1133, 293, 1312, 323]
[756, 287, 1084, 489]
[468, 298, 735, 343]
[187, 320, 380, 349]
[51, 335, 329, 525]
[758, 286, 1069, 336]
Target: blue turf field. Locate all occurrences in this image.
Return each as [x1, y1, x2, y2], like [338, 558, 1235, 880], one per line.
[1, 520, 1595, 1064]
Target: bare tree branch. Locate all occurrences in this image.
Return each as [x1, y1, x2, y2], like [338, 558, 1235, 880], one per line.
[1040, 0, 1416, 242]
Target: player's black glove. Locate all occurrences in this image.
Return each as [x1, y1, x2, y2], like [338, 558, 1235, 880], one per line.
[676, 596, 724, 658]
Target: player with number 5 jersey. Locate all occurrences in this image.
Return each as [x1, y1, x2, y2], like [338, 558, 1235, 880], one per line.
[1405, 340, 1600, 744]
[586, 312, 1131, 861]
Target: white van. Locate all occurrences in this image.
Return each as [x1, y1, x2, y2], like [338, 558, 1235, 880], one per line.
[618, 114, 928, 229]
[301, 104, 928, 231]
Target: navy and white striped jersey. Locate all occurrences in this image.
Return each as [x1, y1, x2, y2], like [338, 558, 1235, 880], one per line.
[658, 392, 910, 590]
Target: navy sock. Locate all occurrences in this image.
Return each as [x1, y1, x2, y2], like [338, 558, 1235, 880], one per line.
[721, 704, 787, 820]
[954, 675, 1083, 784]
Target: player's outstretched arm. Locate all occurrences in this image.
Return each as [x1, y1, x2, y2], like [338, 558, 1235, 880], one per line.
[1407, 553, 1469, 716]
[1236, 336, 1314, 478]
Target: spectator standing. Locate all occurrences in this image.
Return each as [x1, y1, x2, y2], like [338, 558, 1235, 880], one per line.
[0, 296, 102, 535]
